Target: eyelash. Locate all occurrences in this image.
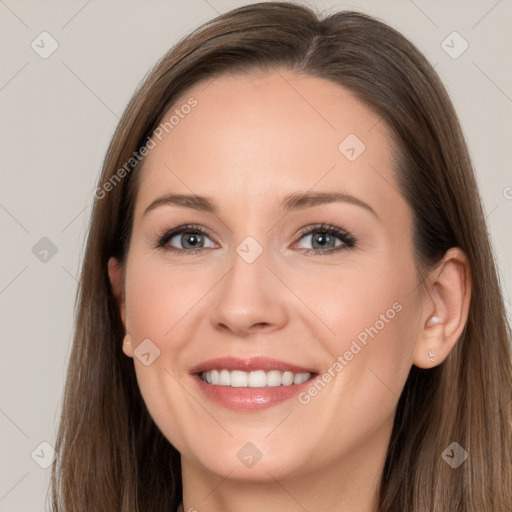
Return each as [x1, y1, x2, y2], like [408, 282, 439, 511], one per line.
[153, 222, 358, 257]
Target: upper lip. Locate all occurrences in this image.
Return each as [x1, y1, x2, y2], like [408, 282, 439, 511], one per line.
[190, 357, 317, 375]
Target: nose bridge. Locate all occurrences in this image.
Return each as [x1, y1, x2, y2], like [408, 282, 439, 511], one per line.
[210, 234, 288, 335]
[229, 236, 268, 294]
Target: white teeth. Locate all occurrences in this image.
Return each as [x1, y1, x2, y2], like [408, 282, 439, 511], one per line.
[248, 370, 267, 387]
[293, 372, 310, 384]
[219, 369, 230, 386]
[230, 370, 247, 387]
[200, 369, 312, 387]
[282, 371, 294, 386]
[266, 370, 282, 387]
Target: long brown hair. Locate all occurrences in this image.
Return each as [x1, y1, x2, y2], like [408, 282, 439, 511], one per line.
[49, 2, 512, 511]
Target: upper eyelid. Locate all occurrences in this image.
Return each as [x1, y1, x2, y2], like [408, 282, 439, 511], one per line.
[166, 224, 219, 243]
[295, 223, 350, 237]
[164, 223, 349, 237]
[292, 225, 356, 248]
[160, 223, 354, 248]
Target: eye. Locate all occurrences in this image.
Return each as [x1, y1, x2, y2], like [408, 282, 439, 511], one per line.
[293, 223, 357, 256]
[155, 224, 216, 254]
[153, 222, 357, 257]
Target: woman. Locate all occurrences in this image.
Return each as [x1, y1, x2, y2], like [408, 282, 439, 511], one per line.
[49, 2, 512, 511]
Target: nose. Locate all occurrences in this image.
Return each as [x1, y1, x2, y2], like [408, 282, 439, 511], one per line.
[210, 247, 289, 337]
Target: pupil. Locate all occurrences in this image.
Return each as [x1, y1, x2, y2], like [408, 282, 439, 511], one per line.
[183, 232, 202, 249]
[313, 232, 333, 249]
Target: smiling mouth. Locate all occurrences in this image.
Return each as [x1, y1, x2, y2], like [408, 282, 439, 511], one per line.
[199, 369, 312, 387]
[190, 357, 317, 410]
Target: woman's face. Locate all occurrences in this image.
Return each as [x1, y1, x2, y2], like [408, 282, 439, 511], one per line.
[111, 69, 430, 482]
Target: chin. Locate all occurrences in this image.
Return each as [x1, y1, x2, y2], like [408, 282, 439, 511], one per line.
[179, 432, 314, 482]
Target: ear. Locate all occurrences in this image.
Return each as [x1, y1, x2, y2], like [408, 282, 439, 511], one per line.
[108, 256, 126, 324]
[412, 247, 471, 369]
[108, 257, 133, 358]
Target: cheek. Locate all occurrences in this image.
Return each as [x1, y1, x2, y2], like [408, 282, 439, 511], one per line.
[290, 251, 418, 355]
[122, 257, 184, 412]
[293, 248, 419, 410]
[122, 253, 228, 452]
[288, 264, 419, 466]
[124, 254, 210, 340]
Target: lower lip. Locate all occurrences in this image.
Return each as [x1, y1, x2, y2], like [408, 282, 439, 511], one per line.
[192, 374, 315, 411]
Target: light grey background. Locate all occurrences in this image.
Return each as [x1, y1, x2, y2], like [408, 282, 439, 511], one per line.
[0, 1, 511, 510]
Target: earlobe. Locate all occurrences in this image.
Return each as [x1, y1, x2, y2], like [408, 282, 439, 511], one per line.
[412, 248, 471, 369]
[122, 333, 134, 358]
[413, 322, 444, 369]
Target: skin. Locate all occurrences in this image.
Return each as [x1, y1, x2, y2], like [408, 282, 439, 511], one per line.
[108, 68, 471, 512]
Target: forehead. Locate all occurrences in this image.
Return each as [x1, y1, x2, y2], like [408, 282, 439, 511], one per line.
[134, 68, 401, 219]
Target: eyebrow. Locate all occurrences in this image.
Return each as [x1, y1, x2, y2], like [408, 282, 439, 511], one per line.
[142, 191, 377, 218]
